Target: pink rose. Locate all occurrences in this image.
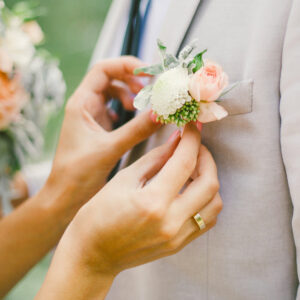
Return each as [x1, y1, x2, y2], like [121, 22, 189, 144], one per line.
[0, 72, 27, 129]
[189, 60, 229, 102]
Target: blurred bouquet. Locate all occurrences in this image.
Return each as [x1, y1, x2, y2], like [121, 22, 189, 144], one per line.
[0, 0, 65, 213]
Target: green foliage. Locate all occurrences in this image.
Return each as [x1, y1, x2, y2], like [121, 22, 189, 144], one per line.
[157, 99, 200, 127]
[11, 0, 46, 21]
[178, 39, 197, 61]
[188, 49, 207, 73]
[157, 39, 166, 55]
[134, 64, 164, 76]
[0, 131, 20, 176]
[134, 39, 180, 76]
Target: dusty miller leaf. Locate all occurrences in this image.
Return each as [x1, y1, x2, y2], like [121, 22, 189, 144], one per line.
[178, 39, 198, 61]
[164, 54, 179, 69]
[133, 84, 153, 110]
[134, 64, 164, 76]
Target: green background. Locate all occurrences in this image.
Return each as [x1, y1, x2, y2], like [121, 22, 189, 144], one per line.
[4, 0, 112, 298]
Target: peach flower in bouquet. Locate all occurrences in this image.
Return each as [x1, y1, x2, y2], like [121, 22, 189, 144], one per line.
[189, 60, 229, 123]
[0, 72, 28, 129]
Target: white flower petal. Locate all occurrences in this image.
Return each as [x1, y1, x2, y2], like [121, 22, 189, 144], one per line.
[134, 85, 153, 110]
[3, 28, 35, 69]
[151, 66, 191, 117]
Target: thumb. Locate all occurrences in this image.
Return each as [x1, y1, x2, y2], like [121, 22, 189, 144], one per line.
[110, 110, 161, 157]
[124, 130, 181, 187]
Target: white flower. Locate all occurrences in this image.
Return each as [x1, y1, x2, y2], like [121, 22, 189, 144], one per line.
[22, 21, 44, 45]
[1, 27, 34, 69]
[151, 66, 191, 118]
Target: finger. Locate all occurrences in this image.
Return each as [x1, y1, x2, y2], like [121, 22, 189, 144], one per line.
[139, 218, 216, 264]
[124, 130, 181, 187]
[107, 108, 119, 123]
[147, 123, 201, 199]
[99, 56, 149, 79]
[196, 193, 223, 225]
[122, 218, 216, 270]
[83, 56, 148, 94]
[161, 193, 221, 248]
[196, 121, 203, 132]
[167, 219, 217, 254]
[172, 145, 220, 220]
[107, 83, 135, 111]
[110, 110, 161, 158]
[123, 75, 145, 94]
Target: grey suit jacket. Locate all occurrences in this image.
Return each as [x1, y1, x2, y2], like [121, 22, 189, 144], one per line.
[90, 0, 300, 299]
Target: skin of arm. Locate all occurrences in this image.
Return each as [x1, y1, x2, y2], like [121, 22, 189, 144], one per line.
[36, 124, 223, 300]
[0, 56, 161, 298]
[0, 177, 76, 297]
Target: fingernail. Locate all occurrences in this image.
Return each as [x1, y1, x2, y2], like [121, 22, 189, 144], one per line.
[167, 130, 181, 143]
[108, 109, 119, 122]
[196, 121, 203, 132]
[150, 111, 161, 124]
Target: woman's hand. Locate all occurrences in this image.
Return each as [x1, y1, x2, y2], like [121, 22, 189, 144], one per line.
[37, 124, 222, 300]
[0, 57, 161, 298]
[45, 56, 160, 221]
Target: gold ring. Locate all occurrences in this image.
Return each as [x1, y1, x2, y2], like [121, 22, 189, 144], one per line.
[193, 213, 206, 230]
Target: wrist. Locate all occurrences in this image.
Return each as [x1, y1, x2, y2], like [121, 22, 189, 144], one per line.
[66, 206, 117, 275]
[37, 228, 115, 300]
[42, 221, 115, 300]
[37, 173, 80, 229]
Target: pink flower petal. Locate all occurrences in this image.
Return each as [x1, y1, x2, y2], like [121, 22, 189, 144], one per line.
[197, 102, 228, 123]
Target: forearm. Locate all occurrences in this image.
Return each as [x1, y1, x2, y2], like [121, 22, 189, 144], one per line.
[0, 179, 78, 297]
[35, 224, 114, 300]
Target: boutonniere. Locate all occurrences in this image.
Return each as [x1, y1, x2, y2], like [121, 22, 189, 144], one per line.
[134, 39, 232, 127]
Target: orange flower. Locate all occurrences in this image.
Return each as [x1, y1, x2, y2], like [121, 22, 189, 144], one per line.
[0, 72, 27, 129]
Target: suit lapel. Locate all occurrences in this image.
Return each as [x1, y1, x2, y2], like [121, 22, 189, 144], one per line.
[90, 0, 131, 64]
[152, 0, 201, 62]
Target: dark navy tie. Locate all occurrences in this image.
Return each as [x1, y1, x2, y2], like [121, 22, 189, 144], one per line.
[109, 0, 152, 179]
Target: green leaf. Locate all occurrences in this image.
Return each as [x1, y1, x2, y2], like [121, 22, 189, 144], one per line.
[12, 1, 47, 21]
[157, 39, 167, 52]
[133, 84, 153, 110]
[188, 49, 207, 73]
[134, 64, 164, 76]
[157, 39, 168, 67]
